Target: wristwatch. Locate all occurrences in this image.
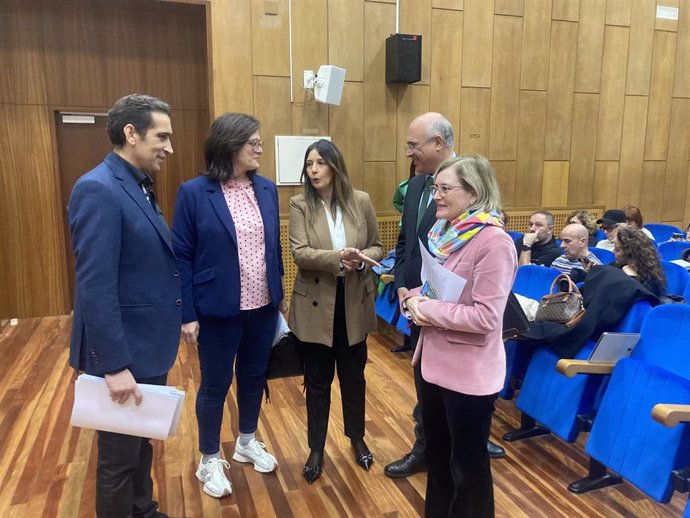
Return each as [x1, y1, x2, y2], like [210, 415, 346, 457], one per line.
[521, 244, 532, 252]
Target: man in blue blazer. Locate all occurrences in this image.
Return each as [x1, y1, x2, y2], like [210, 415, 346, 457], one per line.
[68, 94, 181, 518]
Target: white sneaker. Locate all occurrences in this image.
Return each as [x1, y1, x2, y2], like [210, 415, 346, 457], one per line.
[232, 438, 278, 473]
[196, 458, 232, 498]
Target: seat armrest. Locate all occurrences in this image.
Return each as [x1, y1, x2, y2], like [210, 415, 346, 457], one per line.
[556, 359, 615, 378]
[652, 404, 690, 427]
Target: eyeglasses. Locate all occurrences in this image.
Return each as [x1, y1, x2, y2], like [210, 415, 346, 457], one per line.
[247, 139, 264, 150]
[404, 137, 436, 152]
[430, 184, 465, 197]
[601, 225, 614, 232]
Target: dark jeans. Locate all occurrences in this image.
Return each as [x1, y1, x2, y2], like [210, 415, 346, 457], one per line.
[196, 304, 278, 454]
[420, 376, 496, 518]
[96, 373, 167, 518]
[299, 278, 368, 452]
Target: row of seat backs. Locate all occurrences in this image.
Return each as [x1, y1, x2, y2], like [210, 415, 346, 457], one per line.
[586, 304, 690, 503]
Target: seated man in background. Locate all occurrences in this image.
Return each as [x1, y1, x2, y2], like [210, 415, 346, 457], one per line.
[551, 223, 602, 282]
[514, 211, 561, 267]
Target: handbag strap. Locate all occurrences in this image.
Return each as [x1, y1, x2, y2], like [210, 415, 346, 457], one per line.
[548, 273, 581, 295]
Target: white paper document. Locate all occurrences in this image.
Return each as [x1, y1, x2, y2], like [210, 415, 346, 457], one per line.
[70, 374, 185, 440]
[419, 238, 467, 302]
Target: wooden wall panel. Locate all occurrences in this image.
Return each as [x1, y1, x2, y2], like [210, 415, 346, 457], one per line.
[662, 98, 690, 221]
[521, 0, 552, 90]
[291, 0, 328, 100]
[489, 15, 522, 161]
[210, 0, 253, 114]
[655, 0, 679, 31]
[329, 0, 364, 82]
[459, 87, 491, 156]
[617, 95, 649, 206]
[0, 0, 46, 105]
[568, 93, 599, 205]
[596, 25, 630, 160]
[396, 85, 431, 181]
[492, 161, 517, 208]
[644, 30, 677, 160]
[626, 0, 656, 95]
[42, 1, 108, 107]
[542, 161, 570, 206]
[250, 0, 290, 77]
[363, 162, 397, 213]
[432, 0, 463, 9]
[552, 0, 579, 21]
[400, 0, 432, 85]
[0, 105, 66, 318]
[429, 9, 463, 135]
[363, 1, 397, 161]
[461, 0, 494, 87]
[674, 0, 690, 97]
[606, 0, 632, 26]
[640, 161, 666, 221]
[495, 0, 524, 17]
[329, 83, 365, 189]
[593, 161, 620, 209]
[544, 21, 578, 160]
[515, 91, 547, 207]
[574, 0, 606, 93]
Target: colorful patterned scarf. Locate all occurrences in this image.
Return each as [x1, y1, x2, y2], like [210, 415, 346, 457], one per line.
[427, 210, 503, 263]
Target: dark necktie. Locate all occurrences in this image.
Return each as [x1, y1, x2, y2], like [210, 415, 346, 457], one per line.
[416, 176, 433, 230]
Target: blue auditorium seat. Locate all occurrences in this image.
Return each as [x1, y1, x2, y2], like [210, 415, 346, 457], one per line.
[645, 223, 683, 243]
[506, 230, 523, 241]
[375, 282, 400, 324]
[499, 265, 560, 400]
[504, 300, 652, 443]
[661, 260, 690, 296]
[588, 247, 614, 265]
[659, 241, 690, 261]
[566, 305, 690, 510]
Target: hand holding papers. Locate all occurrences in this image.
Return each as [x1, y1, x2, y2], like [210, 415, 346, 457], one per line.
[419, 238, 466, 302]
[70, 374, 185, 440]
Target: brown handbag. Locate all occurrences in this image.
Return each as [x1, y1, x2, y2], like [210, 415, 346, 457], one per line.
[534, 273, 585, 328]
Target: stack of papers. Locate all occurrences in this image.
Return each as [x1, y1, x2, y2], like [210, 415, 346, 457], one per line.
[70, 374, 185, 440]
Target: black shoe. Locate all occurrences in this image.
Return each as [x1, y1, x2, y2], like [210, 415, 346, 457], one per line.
[390, 343, 412, 353]
[487, 440, 506, 459]
[384, 452, 428, 478]
[351, 439, 374, 471]
[302, 450, 323, 484]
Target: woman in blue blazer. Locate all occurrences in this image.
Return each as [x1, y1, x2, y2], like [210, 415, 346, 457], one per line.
[172, 113, 284, 499]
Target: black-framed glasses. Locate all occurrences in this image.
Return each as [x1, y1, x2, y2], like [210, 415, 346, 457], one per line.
[430, 184, 464, 197]
[247, 139, 264, 150]
[601, 225, 614, 232]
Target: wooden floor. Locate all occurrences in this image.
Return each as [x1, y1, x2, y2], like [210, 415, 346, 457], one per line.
[0, 316, 685, 518]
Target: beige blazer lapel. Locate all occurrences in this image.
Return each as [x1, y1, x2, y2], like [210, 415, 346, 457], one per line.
[312, 203, 334, 250]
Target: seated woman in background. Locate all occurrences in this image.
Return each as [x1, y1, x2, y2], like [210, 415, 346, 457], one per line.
[612, 226, 665, 296]
[404, 155, 516, 518]
[622, 205, 655, 241]
[288, 139, 383, 484]
[568, 209, 599, 247]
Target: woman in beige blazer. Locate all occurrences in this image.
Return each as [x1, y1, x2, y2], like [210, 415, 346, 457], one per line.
[288, 139, 383, 484]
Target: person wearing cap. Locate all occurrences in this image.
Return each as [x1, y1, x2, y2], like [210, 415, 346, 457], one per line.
[596, 209, 627, 251]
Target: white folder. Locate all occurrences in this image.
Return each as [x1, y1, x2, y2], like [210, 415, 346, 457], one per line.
[70, 374, 185, 440]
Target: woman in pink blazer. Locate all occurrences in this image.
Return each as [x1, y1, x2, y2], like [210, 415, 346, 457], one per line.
[404, 155, 517, 518]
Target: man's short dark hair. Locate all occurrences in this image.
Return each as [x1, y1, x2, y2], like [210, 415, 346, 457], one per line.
[107, 94, 171, 147]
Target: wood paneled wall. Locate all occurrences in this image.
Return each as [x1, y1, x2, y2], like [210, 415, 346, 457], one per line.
[0, 0, 209, 319]
[208, 0, 690, 225]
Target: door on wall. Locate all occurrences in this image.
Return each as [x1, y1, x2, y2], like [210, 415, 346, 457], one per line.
[54, 111, 111, 307]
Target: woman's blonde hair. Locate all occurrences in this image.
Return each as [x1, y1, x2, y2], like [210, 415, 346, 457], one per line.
[434, 154, 502, 213]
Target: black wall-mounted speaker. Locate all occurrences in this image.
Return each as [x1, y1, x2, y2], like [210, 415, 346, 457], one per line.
[386, 33, 422, 84]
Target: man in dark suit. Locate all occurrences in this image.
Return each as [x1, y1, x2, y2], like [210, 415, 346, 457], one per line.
[68, 94, 181, 518]
[384, 112, 505, 479]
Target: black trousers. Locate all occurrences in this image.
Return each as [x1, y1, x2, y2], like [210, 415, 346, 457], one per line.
[420, 375, 496, 518]
[299, 278, 368, 452]
[96, 373, 167, 518]
[410, 324, 426, 458]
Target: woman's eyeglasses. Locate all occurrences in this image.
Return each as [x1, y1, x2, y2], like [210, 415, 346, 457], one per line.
[430, 184, 464, 197]
[247, 139, 264, 150]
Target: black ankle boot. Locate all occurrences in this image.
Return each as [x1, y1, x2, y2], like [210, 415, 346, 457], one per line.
[302, 450, 323, 484]
[351, 439, 374, 471]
